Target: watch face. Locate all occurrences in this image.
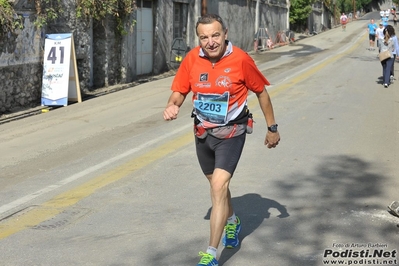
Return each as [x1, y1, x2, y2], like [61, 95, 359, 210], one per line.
[269, 125, 278, 132]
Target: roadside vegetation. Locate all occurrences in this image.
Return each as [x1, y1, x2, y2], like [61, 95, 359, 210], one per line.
[1, 0, 397, 36]
[290, 0, 394, 31]
[0, 0, 137, 35]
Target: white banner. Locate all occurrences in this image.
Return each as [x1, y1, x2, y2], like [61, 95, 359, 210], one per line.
[41, 33, 81, 106]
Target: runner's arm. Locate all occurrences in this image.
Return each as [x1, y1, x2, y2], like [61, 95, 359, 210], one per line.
[256, 88, 280, 148]
[394, 36, 399, 58]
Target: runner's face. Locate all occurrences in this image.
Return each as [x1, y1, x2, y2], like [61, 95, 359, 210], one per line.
[197, 21, 227, 62]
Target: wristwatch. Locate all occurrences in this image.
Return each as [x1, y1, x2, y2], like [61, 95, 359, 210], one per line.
[268, 124, 278, 133]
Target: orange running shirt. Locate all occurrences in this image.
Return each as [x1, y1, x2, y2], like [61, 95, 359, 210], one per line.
[171, 42, 270, 128]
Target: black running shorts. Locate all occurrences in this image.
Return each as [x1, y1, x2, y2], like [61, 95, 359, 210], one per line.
[195, 133, 246, 176]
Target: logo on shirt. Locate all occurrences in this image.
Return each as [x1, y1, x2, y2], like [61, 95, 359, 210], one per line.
[199, 73, 208, 82]
[195, 83, 211, 88]
[215, 76, 232, 89]
[224, 68, 231, 73]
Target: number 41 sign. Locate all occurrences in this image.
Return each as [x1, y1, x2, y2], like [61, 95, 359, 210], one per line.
[41, 33, 82, 106]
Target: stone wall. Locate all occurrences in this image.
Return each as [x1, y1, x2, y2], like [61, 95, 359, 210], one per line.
[45, 0, 93, 90]
[0, 12, 43, 114]
[0, 0, 94, 114]
[92, 17, 121, 88]
[0, 63, 43, 113]
[0, 0, 306, 115]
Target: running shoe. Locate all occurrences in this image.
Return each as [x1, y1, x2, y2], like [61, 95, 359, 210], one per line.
[222, 216, 241, 248]
[390, 75, 394, 83]
[197, 252, 218, 266]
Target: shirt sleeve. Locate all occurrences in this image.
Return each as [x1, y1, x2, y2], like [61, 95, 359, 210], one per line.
[170, 48, 198, 95]
[394, 36, 399, 55]
[242, 54, 270, 93]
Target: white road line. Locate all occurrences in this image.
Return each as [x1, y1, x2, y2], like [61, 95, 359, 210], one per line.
[0, 123, 192, 216]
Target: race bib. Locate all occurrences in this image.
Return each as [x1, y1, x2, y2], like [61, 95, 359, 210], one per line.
[194, 92, 229, 124]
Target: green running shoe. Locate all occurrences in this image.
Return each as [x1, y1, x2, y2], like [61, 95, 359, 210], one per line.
[197, 252, 218, 266]
[222, 216, 241, 248]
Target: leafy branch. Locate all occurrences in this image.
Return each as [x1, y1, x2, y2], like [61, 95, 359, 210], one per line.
[34, 0, 63, 28]
[76, 0, 137, 34]
[0, 0, 136, 35]
[0, 0, 23, 33]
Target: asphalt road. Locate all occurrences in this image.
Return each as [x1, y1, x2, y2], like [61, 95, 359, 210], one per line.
[1, 12, 399, 266]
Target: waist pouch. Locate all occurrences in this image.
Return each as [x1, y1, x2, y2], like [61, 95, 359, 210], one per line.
[208, 124, 246, 139]
[193, 107, 254, 139]
[194, 124, 208, 139]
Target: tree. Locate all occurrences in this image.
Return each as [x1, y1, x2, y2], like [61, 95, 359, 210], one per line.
[336, 0, 371, 14]
[290, 0, 313, 31]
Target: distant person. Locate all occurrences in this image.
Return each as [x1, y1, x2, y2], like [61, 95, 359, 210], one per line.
[340, 13, 348, 31]
[379, 25, 399, 88]
[386, 25, 399, 83]
[367, 19, 378, 50]
[380, 10, 385, 19]
[385, 9, 391, 18]
[376, 22, 385, 52]
[382, 15, 389, 28]
[394, 13, 398, 26]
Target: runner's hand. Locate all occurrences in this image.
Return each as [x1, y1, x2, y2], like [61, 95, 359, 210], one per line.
[265, 132, 280, 148]
[163, 104, 180, 120]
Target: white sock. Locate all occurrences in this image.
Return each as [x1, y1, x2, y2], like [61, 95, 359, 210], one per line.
[206, 246, 217, 258]
[227, 213, 237, 224]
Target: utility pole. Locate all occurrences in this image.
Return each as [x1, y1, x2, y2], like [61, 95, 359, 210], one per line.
[353, 0, 356, 20]
[255, 0, 260, 33]
[201, 0, 207, 16]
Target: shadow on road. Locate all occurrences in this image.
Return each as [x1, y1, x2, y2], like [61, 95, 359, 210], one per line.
[265, 154, 397, 265]
[204, 155, 395, 265]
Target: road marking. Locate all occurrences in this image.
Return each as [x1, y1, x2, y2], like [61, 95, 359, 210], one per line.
[265, 32, 367, 98]
[0, 126, 192, 239]
[0, 32, 367, 239]
[0, 123, 192, 217]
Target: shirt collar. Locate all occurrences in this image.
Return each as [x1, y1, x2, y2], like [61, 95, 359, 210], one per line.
[199, 40, 233, 60]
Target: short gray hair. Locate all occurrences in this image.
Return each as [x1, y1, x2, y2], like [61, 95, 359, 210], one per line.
[196, 14, 227, 35]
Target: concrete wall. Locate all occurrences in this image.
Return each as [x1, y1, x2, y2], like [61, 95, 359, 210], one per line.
[153, 0, 289, 68]
[92, 17, 121, 88]
[194, 0, 289, 52]
[121, 13, 138, 83]
[153, 0, 176, 75]
[309, 1, 332, 33]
